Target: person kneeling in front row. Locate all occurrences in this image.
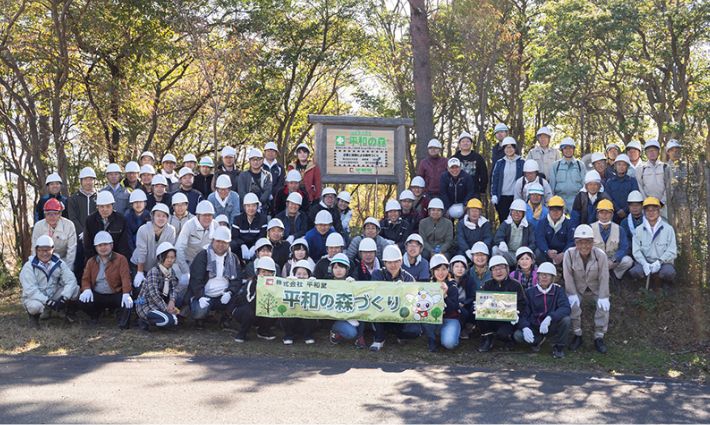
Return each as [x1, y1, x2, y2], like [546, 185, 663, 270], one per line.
[135, 242, 181, 331]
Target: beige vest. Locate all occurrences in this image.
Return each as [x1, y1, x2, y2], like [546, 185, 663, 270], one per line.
[592, 222, 620, 257]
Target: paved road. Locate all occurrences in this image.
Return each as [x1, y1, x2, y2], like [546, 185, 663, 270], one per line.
[0, 355, 707, 423]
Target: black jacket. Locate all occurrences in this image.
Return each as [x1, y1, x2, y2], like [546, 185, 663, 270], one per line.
[83, 211, 133, 260]
[307, 202, 344, 234]
[194, 174, 213, 199]
[379, 218, 410, 249]
[230, 212, 268, 253]
[187, 248, 242, 301]
[481, 277, 527, 322]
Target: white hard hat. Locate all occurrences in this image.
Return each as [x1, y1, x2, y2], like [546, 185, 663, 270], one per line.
[162, 153, 177, 163]
[488, 255, 508, 269]
[151, 203, 170, 217]
[96, 191, 115, 206]
[314, 210, 333, 225]
[584, 170, 602, 185]
[155, 242, 176, 258]
[221, 146, 236, 158]
[527, 182, 544, 196]
[93, 231, 113, 246]
[606, 143, 621, 152]
[644, 139, 661, 150]
[469, 241, 489, 256]
[559, 137, 576, 149]
[428, 198, 444, 210]
[666, 139, 681, 152]
[151, 175, 168, 187]
[215, 214, 229, 224]
[129, 189, 147, 203]
[124, 161, 140, 173]
[494, 123, 509, 133]
[254, 237, 273, 251]
[427, 139, 442, 149]
[171, 192, 188, 205]
[429, 254, 449, 270]
[322, 187, 337, 197]
[212, 226, 232, 243]
[286, 170, 302, 182]
[264, 141, 278, 152]
[405, 233, 423, 245]
[140, 164, 156, 175]
[358, 237, 377, 252]
[515, 246, 534, 259]
[215, 174, 232, 189]
[196, 200, 215, 215]
[363, 217, 380, 228]
[574, 224, 594, 239]
[614, 154, 631, 165]
[626, 140, 642, 151]
[325, 232, 345, 247]
[523, 159, 539, 173]
[35, 235, 54, 248]
[337, 191, 351, 203]
[410, 176, 426, 188]
[178, 167, 195, 178]
[295, 143, 311, 153]
[399, 190, 416, 201]
[79, 167, 97, 179]
[447, 157, 461, 168]
[199, 156, 214, 167]
[627, 190, 644, 203]
[243, 192, 260, 206]
[255, 256, 277, 272]
[267, 218, 284, 230]
[591, 152, 606, 163]
[537, 262, 557, 276]
[536, 126, 552, 137]
[293, 259, 313, 274]
[457, 131, 474, 142]
[45, 172, 62, 185]
[385, 199, 401, 212]
[248, 148, 263, 159]
[501, 136, 517, 147]
[510, 199, 527, 212]
[140, 151, 155, 160]
[286, 192, 303, 205]
[106, 163, 122, 174]
[183, 153, 197, 163]
[450, 255, 468, 267]
[291, 238, 309, 251]
[382, 244, 403, 262]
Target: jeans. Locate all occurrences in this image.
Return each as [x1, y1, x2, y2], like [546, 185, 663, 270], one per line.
[331, 320, 364, 340]
[423, 319, 461, 349]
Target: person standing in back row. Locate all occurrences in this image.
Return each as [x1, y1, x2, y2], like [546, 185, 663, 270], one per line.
[526, 126, 560, 180]
[288, 143, 322, 206]
[549, 137, 585, 211]
[453, 131, 488, 197]
[416, 139, 448, 198]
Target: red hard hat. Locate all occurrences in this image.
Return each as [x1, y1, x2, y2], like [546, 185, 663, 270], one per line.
[44, 198, 64, 212]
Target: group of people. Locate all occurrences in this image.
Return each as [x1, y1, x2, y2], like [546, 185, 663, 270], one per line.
[21, 125, 683, 358]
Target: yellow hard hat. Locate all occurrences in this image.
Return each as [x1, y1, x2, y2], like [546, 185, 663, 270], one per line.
[643, 197, 662, 208]
[596, 199, 614, 211]
[466, 198, 483, 210]
[547, 196, 565, 208]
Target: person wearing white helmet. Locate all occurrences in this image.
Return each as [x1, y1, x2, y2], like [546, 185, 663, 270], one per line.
[492, 199, 536, 266]
[409, 175, 430, 219]
[563, 224, 611, 354]
[624, 140, 643, 168]
[262, 141, 285, 204]
[402, 233, 430, 281]
[288, 143, 322, 205]
[84, 191, 132, 261]
[281, 238, 315, 278]
[345, 217, 391, 262]
[79, 231, 133, 328]
[476, 255, 527, 353]
[138, 164, 156, 194]
[140, 151, 156, 167]
[535, 196, 575, 265]
[20, 234, 79, 328]
[273, 169, 308, 215]
[242, 238, 275, 281]
[186, 226, 244, 331]
[231, 192, 268, 262]
[636, 138, 671, 219]
[67, 167, 97, 251]
[307, 187, 345, 234]
[491, 123, 512, 165]
[35, 172, 68, 222]
[175, 200, 218, 279]
[369, 245, 418, 352]
[336, 191, 353, 235]
[440, 157, 476, 220]
[380, 199, 411, 249]
[182, 153, 198, 170]
[211, 146, 239, 192]
[605, 154, 640, 222]
[303, 209, 336, 261]
[456, 198, 493, 256]
[448, 255, 475, 339]
[169, 192, 193, 237]
[523, 182, 548, 230]
[398, 189, 420, 232]
[590, 200, 633, 283]
[466, 241, 491, 305]
[513, 262, 571, 359]
[266, 218, 290, 269]
[195, 156, 215, 198]
[328, 254, 369, 348]
[570, 170, 613, 227]
[134, 242, 180, 331]
[418, 198, 454, 258]
[131, 203, 178, 291]
[527, 126, 560, 180]
[313, 232, 346, 279]
[590, 152, 610, 184]
[491, 136, 525, 221]
[275, 191, 309, 243]
[422, 254, 461, 352]
[101, 163, 131, 216]
[160, 153, 179, 188]
[620, 190, 645, 247]
[509, 247, 539, 289]
[232, 256, 277, 342]
[453, 131, 489, 197]
[146, 174, 172, 211]
[549, 137, 585, 210]
[282, 258, 318, 345]
[123, 161, 142, 191]
[237, 148, 273, 211]
[605, 143, 621, 165]
[207, 174, 242, 227]
[32, 198, 77, 267]
[416, 138, 448, 197]
[513, 159, 553, 203]
[349, 237, 381, 281]
[174, 166, 204, 215]
[125, 189, 151, 247]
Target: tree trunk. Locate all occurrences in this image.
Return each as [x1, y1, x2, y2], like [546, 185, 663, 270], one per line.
[408, 0, 434, 163]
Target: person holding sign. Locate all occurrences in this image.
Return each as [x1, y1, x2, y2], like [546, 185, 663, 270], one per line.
[563, 224, 610, 354]
[282, 260, 317, 345]
[329, 254, 367, 349]
[476, 255, 527, 353]
[423, 254, 461, 352]
[232, 256, 274, 343]
[514, 262, 571, 358]
[402, 233, 430, 282]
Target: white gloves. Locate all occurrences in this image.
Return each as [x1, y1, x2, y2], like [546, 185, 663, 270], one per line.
[650, 260, 662, 274]
[198, 297, 210, 309]
[78, 232, 84, 241]
[121, 294, 133, 309]
[345, 276, 355, 282]
[347, 319, 359, 327]
[498, 242, 508, 252]
[308, 276, 317, 281]
[568, 294, 580, 308]
[220, 291, 232, 305]
[643, 263, 651, 276]
[178, 274, 190, 287]
[522, 327, 534, 343]
[491, 196, 498, 205]
[539, 316, 551, 334]
[133, 272, 145, 288]
[79, 289, 93, 303]
[249, 245, 257, 258]
[286, 235, 294, 244]
[510, 311, 519, 325]
[241, 245, 250, 259]
[597, 297, 610, 312]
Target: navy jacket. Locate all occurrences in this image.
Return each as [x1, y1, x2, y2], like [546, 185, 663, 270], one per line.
[379, 218, 411, 249]
[480, 277, 527, 323]
[570, 191, 613, 227]
[275, 210, 309, 240]
[35, 193, 69, 223]
[439, 170, 476, 209]
[493, 220, 537, 252]
[371, 268, 416, 283]
[534, 217, 575, 253]
[124, 209, 151, 247]
[456, 217, 493, 255]
[402, 256, 430, 282]
[172, 188, 203, 215]
[519, 283, 571, 329]
[605, 174, 639, 220]
[491, 157, 525, 198]
[304, 227, 335, 261]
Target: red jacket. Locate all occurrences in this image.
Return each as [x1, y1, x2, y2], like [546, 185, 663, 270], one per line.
[288, 160, 322, 204]
[416, 156, 448, 197]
